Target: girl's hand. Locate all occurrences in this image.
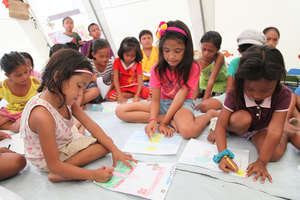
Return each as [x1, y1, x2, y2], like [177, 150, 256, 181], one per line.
[93, 166, 114, 182]
[133, 95, 139, 102]
[219, 156, 238, 173]
[117, 93, 127, 104]
[158, 123, 174, 138]
[145, 120, 157, 139]
[0, 132, 12, 141]
[112, 149, 137, 169]
[247, 160, 272, 184]
[194, 103, 204, 111]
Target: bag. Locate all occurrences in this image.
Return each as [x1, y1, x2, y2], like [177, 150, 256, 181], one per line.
[8, 0, 30, 20]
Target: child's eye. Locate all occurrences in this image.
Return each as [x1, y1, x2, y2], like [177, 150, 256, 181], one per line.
[77, 84, 82, 89]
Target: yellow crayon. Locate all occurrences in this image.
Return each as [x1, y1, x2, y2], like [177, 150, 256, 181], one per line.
[224, 155, 245, 176]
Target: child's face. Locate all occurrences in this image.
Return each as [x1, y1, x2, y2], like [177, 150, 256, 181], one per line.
[162, 39, 185, 68]
[24, 57, 33, 70]
[123, 50, 136, 66]
[244, 79, 277, 102]
[6, 65, 31, 85]
[89, 25, 101, 39]
[92, 48, 110, 67]
[265, 30, 279, 48]
[62, 72, 91, 105]
[140, 34, 153, 49]
[201, 42, 218, 62]
[63, 18, 74, 32]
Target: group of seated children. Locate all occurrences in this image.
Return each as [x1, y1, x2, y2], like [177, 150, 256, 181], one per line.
[0, 19, 299, 187]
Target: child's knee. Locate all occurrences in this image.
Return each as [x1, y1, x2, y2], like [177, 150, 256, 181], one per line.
[16, 154, 27, 170]
[115, 105, 126, 120]
[179, 126, 199, 139]
[230, 110, 252, 127]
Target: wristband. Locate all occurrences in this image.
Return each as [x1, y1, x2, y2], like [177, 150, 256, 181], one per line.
[213, 149, 234, 164]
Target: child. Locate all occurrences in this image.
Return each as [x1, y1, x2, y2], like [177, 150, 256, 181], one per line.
[115, 20, 218, 139]
[62, 16, 83, 48]
[20, 49, 136, 182]
[107, 37, 150, 103]
[195, 29, 266, 115]
[20, 52, 41, 80]
[0, 142, 26, 180]
[196, 31, 227, 101]
[263, 27, 280, 48]
[81, 39, 114, 104]
[214, 45, 291, 184]
[0, 52, 40, 135]
[139, 30, 159, 84]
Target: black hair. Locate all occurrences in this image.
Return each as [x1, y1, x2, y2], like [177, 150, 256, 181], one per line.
[91, 39, 110, 57]
[65, 42, 79, 51]
[88, 23, 98, 32]
[62, 16, 72, 24]
[155, 20, 194, 87]
[139, 30, 153, 41]
[49, 44, 68, 57]
[20, 52, 34, 69]
[117, 37, 142, 63]
[238, 44, 254, 53]
[38, 49, 93, 108]
[200, 31, 222, 50]
[263, 27, 280, 38]
[233, 45, 286, 108]
[0, 51, 26, 74]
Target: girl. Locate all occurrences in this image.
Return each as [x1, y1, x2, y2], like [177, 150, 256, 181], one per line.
[115, 20, 218, 139]
[20, 52, 42, 80]
[81, 39, 114, 104]
[194, 31, 227, 102]
[62, 16, 83, 47]
[107, 37, 150, 103]
[214, 45, 291, 184]
[0, 52, 40, 135]
[20, 49, 135, 182]
[263, 27, 280, 48]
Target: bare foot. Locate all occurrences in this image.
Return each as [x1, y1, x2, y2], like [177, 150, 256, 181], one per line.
[169, 120, 178, 132]
[207, 130, 216, 144]
[48, 172, 73, 182]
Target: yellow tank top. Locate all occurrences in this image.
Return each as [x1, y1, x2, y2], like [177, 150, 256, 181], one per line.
[141, 46, 159, 81]
[0, 77, 40, 113]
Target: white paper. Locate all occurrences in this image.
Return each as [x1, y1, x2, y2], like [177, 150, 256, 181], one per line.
[122, 131, 183, 155]
[0, 133, 24, 154]
[143, 72, 151, 77]
[96, 76, 111, 99]
[179, 139, 249, 177]
[95, 162, 176, 200]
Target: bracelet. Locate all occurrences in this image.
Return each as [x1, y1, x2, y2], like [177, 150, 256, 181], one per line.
[213, 149, 234, 164]
[148, 118, 157, 123]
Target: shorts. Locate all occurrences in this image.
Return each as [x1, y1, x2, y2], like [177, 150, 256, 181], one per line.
[241, 128, 267, 140]
[0, 107, 22, 122]
[159, 99, 194, 114]
[86, 83, 104, 103]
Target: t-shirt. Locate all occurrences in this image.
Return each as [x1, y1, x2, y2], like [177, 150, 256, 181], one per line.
[113, 57, 142, 88]
[223, 85, 291, 131]
[227, 57, 240, 77]
[150, 62, 200, 100]
[141, 46, 159, 81]
[90, 58, 113, 85]
[0, 77, 40, 113]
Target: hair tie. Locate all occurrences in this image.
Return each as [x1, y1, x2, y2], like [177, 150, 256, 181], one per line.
[156, 21, 187, 40]
[74, 69, 93, 76]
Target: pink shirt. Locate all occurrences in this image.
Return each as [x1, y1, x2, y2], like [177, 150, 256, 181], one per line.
[150, 62, 200, 100]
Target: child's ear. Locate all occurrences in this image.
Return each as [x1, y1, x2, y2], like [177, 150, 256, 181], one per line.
[53, 71, 59, 82]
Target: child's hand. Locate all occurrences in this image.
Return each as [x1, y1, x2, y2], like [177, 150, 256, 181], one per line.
[247, 160, 272, 184]
[112, 149, 137, 169]
[145, 120, 157, 139]
[158, 123, 174, 138]
[133, 95, 139, 102]
[93, 166, 114, 182]
[78, 40, 84, 46]
[194, 103, 204, 111]
[0, 131, 11, 141]
[219, 156, 238, 173]
[284, 118, 300, 135]
[117, 93, 127, 104]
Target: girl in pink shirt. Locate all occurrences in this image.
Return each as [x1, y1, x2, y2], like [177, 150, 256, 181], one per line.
[116, 20, 218, 139]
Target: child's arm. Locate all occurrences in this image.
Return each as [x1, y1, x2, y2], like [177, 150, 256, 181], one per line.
[145, 88, 160, 138]
[29, 106, 113, 182]
[247, 111, 287, 183]
[133, 74, 143, 102]
[225, 75, 234, 92]
[72, 103, 136, 167]
[203, 52, 225, 100]
[113, 69, 126, 103]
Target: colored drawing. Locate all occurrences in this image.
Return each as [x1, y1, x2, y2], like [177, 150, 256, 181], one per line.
[95, 162, 176, 200]
[179, 139, 249, 177]
[122, 131, 183, 155]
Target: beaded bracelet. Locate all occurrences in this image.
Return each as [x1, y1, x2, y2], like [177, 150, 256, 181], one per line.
[213, 149, 234, 164]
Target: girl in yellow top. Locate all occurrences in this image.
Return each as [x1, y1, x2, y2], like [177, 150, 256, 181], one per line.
[0, 52, 40, 133]
[139, 30, 159, 83]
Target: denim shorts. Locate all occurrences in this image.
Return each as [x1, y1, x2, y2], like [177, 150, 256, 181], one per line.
[159, 99, 194, 114]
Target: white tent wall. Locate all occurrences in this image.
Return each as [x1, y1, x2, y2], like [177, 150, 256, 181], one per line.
[215, 0, 300, 69]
